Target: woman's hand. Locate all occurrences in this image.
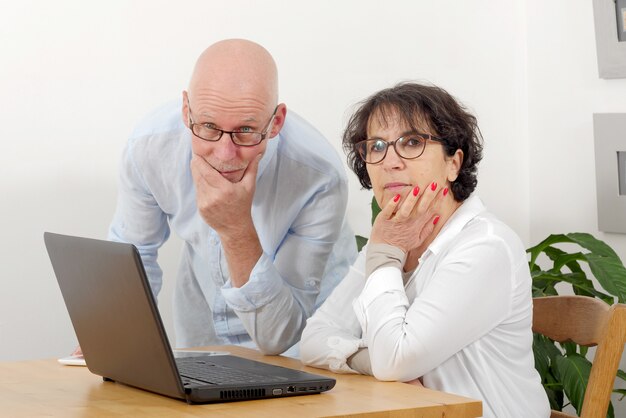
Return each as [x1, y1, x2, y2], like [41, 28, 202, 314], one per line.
[369, 182, 446, 254]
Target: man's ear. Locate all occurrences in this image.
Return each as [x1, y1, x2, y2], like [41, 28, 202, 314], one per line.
[268, 103, 287, 138]
[181, 90, 190, 128]
[447, 149, 464, 182]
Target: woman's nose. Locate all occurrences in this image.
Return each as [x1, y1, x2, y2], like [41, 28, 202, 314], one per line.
[381, 144, 404, 169]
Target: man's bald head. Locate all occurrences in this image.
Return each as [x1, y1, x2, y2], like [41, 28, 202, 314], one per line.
[188, 39, 279, 108]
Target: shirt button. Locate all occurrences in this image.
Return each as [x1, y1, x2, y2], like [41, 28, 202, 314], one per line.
[210, 238, 218, 246]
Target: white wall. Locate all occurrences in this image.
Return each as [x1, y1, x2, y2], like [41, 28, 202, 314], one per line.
[527, 0, 626, 255]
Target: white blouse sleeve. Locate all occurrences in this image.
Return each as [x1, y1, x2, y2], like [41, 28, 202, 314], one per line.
[353, 236, 516, 382]
[300, 251, 368, 373]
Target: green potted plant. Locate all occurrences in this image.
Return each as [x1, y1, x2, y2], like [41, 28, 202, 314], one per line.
[528, 233, 626, 417]
[356, 197, 626, 416]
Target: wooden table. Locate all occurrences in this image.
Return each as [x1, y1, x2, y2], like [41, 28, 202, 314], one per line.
[0, 346, 482, 417]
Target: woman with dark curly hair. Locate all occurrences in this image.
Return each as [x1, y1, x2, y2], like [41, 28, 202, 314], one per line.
[301, 83, 549, 418]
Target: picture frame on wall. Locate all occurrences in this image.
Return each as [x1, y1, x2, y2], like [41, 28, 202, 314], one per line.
[593, 0, 626, 78]
[618, 0, 626, 42]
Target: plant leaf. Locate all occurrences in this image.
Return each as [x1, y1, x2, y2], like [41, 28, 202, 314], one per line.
[355, 235, 368, 252]
[561, 342, 578, 356]
[533, 334, 552, 378]
[532, 285, 559, 298]
[545, 387, 564, 412]
[550, 251, 586, 273]
[617, 369, 626, 382]
[555, 353, 592, 416]
[530, 271, 560, 295]
[543, 246, 583, 272]
[556, 233, 626, 303]
[527, 234, 573, 270]
[370, 196, 381, 225]
[556, 272, 614, 303]
[583, 253, 626, 303]
[530, 271, 612, 302]
[567, 233, 620, 259]
[533, 334, 565, 410]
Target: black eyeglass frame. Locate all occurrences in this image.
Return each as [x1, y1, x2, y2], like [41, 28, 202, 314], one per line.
[354, 132, 446, 164]
[186, 98, 278, 147]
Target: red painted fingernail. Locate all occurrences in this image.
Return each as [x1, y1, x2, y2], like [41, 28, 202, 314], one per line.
[433, 216, 440, 225]
[431, 182, 437, 191]
[413, 186, 419, 196]
[393, 194, 401, 202]
[443, 187, 449, 197]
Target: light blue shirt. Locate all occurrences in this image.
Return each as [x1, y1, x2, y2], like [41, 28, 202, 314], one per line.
[108, 100, 357, 355]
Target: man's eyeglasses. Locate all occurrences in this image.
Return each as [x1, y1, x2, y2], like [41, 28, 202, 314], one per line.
[187, 99, 277, 147]
[354, 133, 445, 164]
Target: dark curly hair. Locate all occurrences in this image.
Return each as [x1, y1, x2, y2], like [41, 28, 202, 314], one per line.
[342, 82, 483, 201]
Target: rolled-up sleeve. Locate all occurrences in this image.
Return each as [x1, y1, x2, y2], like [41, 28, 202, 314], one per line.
[222, 173, 354, 355]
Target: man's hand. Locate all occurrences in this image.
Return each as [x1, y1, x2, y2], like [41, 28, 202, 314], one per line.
[190, 153, 262, 236]
[190, 153, 264, 287]
[369, 182, 444, 254]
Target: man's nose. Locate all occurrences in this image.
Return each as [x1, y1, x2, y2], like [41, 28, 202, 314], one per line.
[212, 134, 239, 159]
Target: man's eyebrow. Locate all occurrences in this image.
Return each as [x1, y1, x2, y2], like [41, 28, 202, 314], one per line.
[197, 111, 214, 120]
[195, 113, 259, 125]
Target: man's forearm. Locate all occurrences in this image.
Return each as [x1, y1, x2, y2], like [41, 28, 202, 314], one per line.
[221, 225, 263, 288]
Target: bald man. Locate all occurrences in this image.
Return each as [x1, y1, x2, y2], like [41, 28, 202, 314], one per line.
[107, 39, 357, 356]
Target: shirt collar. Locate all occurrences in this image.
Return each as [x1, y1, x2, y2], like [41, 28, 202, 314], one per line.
[426, 194, 486, 256]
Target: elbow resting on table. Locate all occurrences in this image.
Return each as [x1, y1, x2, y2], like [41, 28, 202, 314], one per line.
[256, 340, 291, 356]
[371, 366, 403, 382]
[372, 366, 413, 382]
[299, 344, 321, 367]
[370, 356, 418, 382]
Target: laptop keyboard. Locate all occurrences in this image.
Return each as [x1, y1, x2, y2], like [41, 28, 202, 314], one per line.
[176, 358, 287, 385]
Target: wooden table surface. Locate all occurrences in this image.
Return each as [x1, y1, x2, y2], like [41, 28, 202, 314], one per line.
[0, 345, 482, 417]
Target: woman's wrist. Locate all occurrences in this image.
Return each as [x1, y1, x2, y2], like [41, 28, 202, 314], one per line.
[365, 243, 407, 278]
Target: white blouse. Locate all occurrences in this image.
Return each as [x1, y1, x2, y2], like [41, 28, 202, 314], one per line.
[301, 195, 550, 418]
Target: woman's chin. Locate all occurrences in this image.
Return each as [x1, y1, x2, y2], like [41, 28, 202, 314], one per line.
[380, 187, 407, 206]
[378, 192, 395, 208]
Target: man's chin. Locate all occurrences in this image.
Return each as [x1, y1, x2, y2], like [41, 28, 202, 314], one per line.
[219, 170, 245, 183]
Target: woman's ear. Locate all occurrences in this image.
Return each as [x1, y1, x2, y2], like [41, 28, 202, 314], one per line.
[447, 149, 464, 182]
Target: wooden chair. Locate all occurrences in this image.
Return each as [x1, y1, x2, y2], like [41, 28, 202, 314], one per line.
[532, 296, 626, 418]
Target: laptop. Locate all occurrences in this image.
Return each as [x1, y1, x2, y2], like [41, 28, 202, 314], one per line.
[43, 232, 336, 404]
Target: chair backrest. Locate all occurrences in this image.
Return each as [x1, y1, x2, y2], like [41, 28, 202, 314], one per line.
[532, 296, 626, 418]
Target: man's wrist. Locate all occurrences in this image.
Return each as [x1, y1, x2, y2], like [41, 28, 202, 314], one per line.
[220, 224, 263, 288]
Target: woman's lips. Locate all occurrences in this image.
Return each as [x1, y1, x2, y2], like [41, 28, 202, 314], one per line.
[384, 182, 410, 192]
